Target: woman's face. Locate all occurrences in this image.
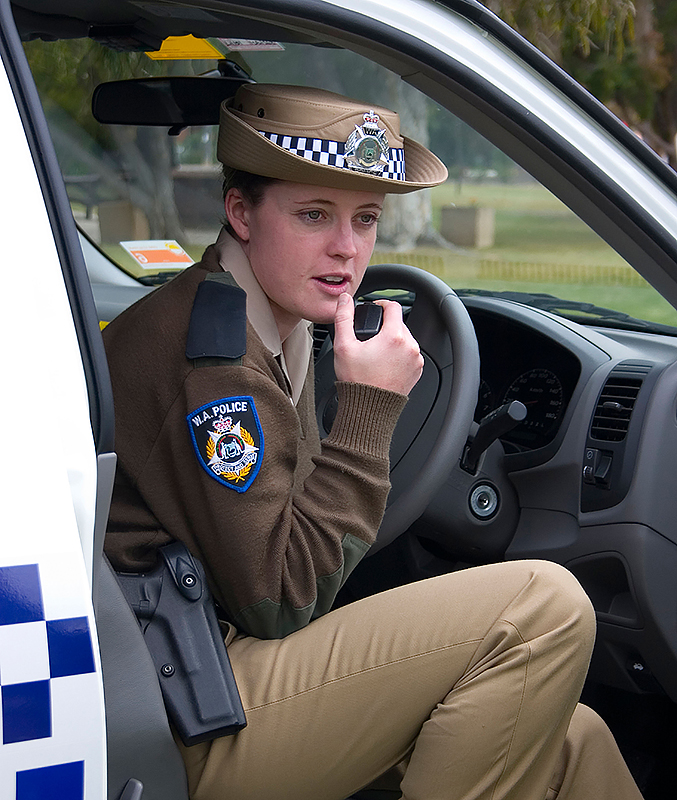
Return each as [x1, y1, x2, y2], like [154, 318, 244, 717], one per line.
[226, 181, 384, 339]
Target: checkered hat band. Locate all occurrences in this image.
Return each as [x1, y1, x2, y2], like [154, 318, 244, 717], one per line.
[259, 131, 406, 180]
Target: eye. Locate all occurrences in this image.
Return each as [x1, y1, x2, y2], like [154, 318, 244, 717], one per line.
[358, 212, 379, 226]
[302, 209, 323, 221]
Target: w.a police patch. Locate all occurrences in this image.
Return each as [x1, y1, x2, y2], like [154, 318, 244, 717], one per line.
[187, 396, 264, 492]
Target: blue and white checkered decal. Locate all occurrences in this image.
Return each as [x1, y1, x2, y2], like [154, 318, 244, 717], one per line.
[259, 131, 407, 180]
[0, 558, 104, 799]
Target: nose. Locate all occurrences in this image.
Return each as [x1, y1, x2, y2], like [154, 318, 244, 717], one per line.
[328, 218, 359, 260]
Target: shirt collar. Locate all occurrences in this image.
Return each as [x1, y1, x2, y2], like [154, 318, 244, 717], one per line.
[214, 229, 312, 405]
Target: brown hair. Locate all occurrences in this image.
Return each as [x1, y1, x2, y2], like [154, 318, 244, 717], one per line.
[222, 167, 277, 234]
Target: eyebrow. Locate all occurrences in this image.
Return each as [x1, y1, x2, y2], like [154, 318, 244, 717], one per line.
[292, 199, 383, 210]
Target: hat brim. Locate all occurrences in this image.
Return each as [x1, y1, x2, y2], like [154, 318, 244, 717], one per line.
[218, 102, 448, 194]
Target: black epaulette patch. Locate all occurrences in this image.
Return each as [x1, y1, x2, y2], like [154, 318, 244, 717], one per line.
[186, 272, 247, 366]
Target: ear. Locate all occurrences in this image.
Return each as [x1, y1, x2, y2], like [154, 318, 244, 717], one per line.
[224, 188, 251, 242]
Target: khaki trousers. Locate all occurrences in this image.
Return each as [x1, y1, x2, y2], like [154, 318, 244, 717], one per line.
[179, 560, 643, 800]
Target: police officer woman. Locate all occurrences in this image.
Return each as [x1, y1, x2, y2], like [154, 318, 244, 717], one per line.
[104, 83, 643, 800]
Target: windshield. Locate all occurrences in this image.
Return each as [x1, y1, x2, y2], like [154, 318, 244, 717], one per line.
[24, 37, 677, 332]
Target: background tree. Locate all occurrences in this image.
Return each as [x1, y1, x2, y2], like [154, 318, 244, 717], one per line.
[568, 0, 677, 164]
[486, 0, 635, 64]
[25, 39, 186, 239]
[486, 0, 677, 168]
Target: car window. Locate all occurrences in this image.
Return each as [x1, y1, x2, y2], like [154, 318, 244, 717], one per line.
[24, 37, 677, 330]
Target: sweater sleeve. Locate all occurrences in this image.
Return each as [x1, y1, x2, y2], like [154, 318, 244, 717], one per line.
[134, 362, 407, 639]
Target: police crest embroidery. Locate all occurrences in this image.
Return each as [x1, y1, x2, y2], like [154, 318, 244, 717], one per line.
[187, 396, 264, 492]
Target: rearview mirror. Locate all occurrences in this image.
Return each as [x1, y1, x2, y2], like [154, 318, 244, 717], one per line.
[92, 76, 251, 127]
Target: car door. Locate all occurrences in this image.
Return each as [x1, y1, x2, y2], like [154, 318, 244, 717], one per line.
[0, 1, 108, 797]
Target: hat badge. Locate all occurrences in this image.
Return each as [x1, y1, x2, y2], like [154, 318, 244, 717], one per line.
[344, 110, 389, 174]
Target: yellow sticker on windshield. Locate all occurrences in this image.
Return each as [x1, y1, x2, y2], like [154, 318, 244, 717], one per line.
[146, 35, 223, 60]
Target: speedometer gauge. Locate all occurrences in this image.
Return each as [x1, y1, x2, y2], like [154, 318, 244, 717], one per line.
[502, 368, 564, 445]
[474, 379, 494, 422]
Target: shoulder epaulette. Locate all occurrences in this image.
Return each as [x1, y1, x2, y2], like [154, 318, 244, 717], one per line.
[186, 272, 247, 367]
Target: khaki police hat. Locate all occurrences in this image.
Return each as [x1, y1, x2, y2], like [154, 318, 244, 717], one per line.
[217, 83, 448, 194]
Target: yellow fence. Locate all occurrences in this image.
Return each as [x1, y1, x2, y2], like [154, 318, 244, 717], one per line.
[370, 251, 448, 273]
[477, 260, 646, 286]
[370, 250, 645, 287]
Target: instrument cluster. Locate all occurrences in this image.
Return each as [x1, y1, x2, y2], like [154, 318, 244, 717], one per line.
[469, 309, 581, 452]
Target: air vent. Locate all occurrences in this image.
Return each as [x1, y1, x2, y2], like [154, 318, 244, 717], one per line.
[590, 366, 648, 441]
[313, 325, 331, 358]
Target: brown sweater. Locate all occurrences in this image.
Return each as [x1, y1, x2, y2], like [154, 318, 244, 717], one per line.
[103, 245, 407, 639]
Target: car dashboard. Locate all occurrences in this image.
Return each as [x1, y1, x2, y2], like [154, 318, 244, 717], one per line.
[425, 296, 677, 704]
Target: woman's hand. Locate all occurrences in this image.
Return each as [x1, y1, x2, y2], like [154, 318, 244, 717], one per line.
[332, 293, 424, 396]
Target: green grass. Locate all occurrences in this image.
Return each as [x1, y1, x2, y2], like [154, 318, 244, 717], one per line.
[432, 181, 568, 213]
[431, 182, 628, 267]
[464, 281, 677, 328]
[395, 181, 677, 328]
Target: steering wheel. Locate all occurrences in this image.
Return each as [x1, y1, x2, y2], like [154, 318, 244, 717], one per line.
[315, 263, 480, 554]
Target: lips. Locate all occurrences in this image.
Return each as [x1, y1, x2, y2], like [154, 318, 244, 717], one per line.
[313, 274, 351, 293]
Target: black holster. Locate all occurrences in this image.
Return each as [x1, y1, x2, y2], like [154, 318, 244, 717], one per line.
[116, 542, 246, 746]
